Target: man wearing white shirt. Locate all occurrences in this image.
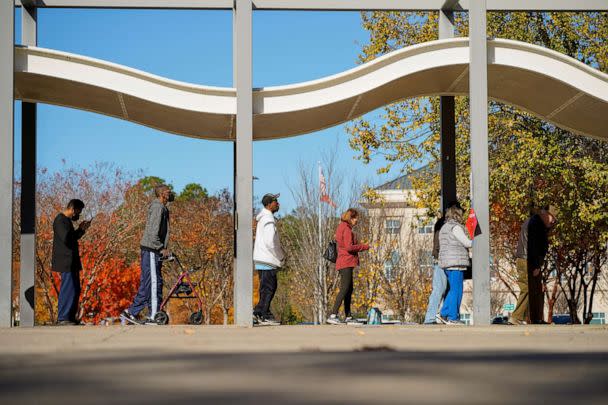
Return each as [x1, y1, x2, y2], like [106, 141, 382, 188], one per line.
[253, 193, 285, 326]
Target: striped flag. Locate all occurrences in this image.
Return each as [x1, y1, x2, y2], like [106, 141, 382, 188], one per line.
[319, 166, 337, 208]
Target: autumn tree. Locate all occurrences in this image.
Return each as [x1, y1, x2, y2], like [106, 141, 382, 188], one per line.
[169, 188, 234, 325]
[348, 11, 608, 323]
[26, 162, 235, 325]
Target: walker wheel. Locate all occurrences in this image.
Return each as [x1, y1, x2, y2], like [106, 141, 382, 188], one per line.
[189, 311, 203, 325]
[155, 311, 169, 325]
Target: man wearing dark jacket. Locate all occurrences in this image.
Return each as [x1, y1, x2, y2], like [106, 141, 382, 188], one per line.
[121, 185, 173, 325]
[509, 206, 557, 325]
[52, 199, 91, 325]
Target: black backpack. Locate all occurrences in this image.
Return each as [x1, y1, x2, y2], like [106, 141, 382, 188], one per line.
[323, 240, 337, 263]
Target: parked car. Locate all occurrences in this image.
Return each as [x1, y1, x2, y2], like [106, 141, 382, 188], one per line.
[492, 315, 509, 325]
[552, 314, 572, 324]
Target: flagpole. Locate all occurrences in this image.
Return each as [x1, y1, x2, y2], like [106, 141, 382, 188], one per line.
[317, 161, 323, 325]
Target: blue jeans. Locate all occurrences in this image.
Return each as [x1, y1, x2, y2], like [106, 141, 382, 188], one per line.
[423, 264, 447, 324]
[440, 269, 464, 321]
[129, 249, 163, 318]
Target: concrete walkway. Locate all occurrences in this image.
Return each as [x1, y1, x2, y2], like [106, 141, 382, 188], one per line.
[1, 325, 607, 404]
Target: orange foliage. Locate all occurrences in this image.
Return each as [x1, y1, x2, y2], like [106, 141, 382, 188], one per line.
[17, 163, 235, 325]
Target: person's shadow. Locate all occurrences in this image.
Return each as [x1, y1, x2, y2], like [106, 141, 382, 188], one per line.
[24, 286, 35, 309]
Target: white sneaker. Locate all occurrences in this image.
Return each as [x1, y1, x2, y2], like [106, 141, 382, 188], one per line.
[446, 319, 466, 325]
[326, 314, 344, 325]
[260, 316, 281, 326]
[435, 314, 448, 324]
[345, 317, 363, 326]
[143, 317, 160, 325]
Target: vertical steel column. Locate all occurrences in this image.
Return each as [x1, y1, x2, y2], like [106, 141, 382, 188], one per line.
[439, 8, 457, 211]
[233, 0, 253, 326]
[20, 4, 37, 327]
[469, 0, 491, 325]
[0, 1, 15, 328]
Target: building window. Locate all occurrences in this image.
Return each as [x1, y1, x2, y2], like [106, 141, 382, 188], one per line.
[417, 218, 433, 234]
[419, 250, 434, 272]
[590, 312, 605, 325]
[385, 219, 401, 235]
[384, 251, 400, 280]
[460, 313, 472, 325]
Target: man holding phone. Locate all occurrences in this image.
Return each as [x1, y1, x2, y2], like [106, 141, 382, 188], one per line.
[52, 199, 91, 325]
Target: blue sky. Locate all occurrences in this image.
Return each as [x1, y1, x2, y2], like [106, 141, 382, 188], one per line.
[13, 8, 399, 212]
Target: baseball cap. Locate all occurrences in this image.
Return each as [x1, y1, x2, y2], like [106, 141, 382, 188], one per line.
[262, 193, 280, 206]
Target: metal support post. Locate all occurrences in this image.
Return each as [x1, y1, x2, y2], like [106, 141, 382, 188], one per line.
[469, 0, 491, 325]
[233, 0, 253, 327]
[0, 1, 15, 327]
[439, 7, 457, 211]
[20, 4, 37, 327]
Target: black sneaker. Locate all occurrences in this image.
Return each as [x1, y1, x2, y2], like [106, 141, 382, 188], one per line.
[253, 313, 266, 325]
[120, 309, 142, 325]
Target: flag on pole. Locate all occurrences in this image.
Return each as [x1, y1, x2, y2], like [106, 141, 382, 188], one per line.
[467, 172, 481, 238]
[465, 208, 482, 239]
[319, 166, 337, 208]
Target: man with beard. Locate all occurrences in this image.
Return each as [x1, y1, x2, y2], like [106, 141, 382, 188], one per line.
[121, 184, 174, 325]
[253, 193, 285, 326]
[52, 199, 91, 326]
[509, 206, 557, 325]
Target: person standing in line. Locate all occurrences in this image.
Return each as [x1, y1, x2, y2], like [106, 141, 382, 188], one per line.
[327, 208, 370, 325]
[437, 204, 472, 325]
[121, 184, 173, 325]
[52, 199, 91, 326]
[509, 206, 557, 325]
[423, 201, 462, 325]
[253, 193, 285, 326]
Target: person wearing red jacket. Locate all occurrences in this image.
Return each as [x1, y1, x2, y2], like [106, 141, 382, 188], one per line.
[327, 208, 370, 325]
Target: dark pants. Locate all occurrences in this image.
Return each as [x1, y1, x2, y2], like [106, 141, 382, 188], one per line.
[129, 249, 163, 318]
[511, 258, 545, 323]
[57, 269, 81, 322]
[331, 267, 354, 317]
[528, 264, 545, 324]
[254, 269, 278, 318]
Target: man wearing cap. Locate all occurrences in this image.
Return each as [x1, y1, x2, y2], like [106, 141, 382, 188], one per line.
[253, 193, 285, 326]
[509, 206, 557, 325]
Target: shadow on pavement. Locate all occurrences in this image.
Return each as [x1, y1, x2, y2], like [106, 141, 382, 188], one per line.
[0, 350, 606, 404]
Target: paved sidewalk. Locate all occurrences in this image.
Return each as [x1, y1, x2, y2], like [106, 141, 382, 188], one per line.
[1, 325, 607, 404]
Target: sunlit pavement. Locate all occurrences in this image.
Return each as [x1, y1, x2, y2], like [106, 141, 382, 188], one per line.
[1, 325, 607, 404]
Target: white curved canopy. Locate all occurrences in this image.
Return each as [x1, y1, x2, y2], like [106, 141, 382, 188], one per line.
[14, 38, 608, 141]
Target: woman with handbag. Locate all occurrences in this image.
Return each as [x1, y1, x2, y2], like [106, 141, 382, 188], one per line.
[327, 208, 369, 325]
[437, 204, 472, 325]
